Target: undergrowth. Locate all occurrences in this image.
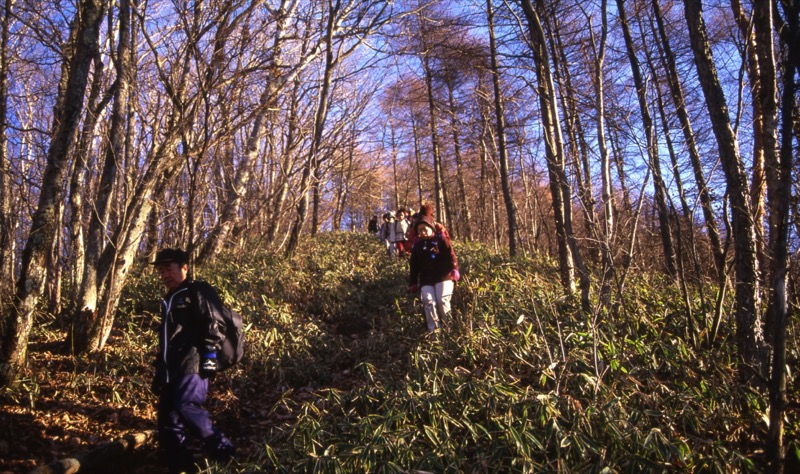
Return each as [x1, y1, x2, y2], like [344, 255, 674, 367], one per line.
[2, 232, 797, 473]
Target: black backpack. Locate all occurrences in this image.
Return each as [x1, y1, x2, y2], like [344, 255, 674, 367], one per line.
[191, 280, 245, 371]
[217, 304, 245, 370]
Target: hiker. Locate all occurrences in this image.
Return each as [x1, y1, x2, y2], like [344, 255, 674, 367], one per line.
[368, 215, 379, 236]
[393, 208, 411, 257]
[408, 203, 449, 248]
[379, 212, 395, 255]
[150, 248, 236, 473]
[408, 215, 460, 331]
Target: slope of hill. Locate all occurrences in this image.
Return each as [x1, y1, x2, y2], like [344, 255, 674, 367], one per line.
[1, 232, 795, 473]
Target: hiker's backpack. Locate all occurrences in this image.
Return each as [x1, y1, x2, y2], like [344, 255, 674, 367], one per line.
[217, 304, 245, 370]
[191, 280, 245, 371]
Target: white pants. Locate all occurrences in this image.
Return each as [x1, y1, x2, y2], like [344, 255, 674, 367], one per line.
[420, 280, 454, 331]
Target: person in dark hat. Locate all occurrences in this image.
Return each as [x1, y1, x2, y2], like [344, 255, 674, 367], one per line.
[407, 202, 449, 248]
[408, 216, 460, 332]
[150, 248, 235, 472]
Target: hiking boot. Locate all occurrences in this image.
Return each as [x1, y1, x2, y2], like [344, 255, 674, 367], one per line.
[203, 432, 236, 462]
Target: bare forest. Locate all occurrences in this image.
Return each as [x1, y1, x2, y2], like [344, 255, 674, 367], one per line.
[0, 0, 799, 472]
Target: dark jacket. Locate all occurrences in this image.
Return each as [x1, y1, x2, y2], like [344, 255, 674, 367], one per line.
[155, 279, 226, 384]
[409, 231, 459, 287]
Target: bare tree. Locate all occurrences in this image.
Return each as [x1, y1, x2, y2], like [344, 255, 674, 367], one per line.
[515, 0, 591, 308]
[765, 0, 798, 470]
[487, 0, 518, 256]
[617, 0, 677, 278]
[652, 0, 724, 276]
[0, 0, 13, 297]
[682, 0, 763, 381]
[0, 0, 106, 386]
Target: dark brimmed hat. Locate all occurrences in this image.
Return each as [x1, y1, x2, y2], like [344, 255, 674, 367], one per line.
[150, 248, 190, 265]
[415, 215, 436, 232]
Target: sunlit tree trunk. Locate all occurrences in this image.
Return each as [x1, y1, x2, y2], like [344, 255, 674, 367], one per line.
[652, 0, 724, 276]
[765, 0, 797, 470]
[411, 112, 424, 208]
[487, 0, 518, 257]
[683, 0, 763, 382]
[446, 81, 473, 240]
[286, 2, 337, 255]
[585, 0, 615, 309]
[617, 0, 676, 278]
[72, 0, 132, 352]
[420, 51, 448, 227]
[730, 0, 767, 268]
[0, 0, 13, 297]
[550, 13, 597, 250]
[67, 54, 110, 305]
[518, 0, 591, 304]
[0, 0, 106, 386]
[266, 76, 303, 247]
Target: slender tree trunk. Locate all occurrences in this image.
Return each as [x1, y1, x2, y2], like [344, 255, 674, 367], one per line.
[551, 14, 597, 250]
[0, 0, 106, 386]
[198, 0, 279, 263]
[587, 0, 615, 309]
[421, 52, 448, 227]
[390, 124, 400, 209]
[0, 0, 13, 297]
[72, 0, 133, 353]
[751, 0, 780, 345]
[519, 0, 585, 297]
[287, 1, 338, 255]
[652, 0, 724, 275]
[488, 0, 518, 257]
[266, 77, 303, 246]
[411, 113, 424, 208]
[446, 81, 473, 240]
[683, 0, 763, 382]
[731, 0, 768, 269]
[617, 0, 676, 278]
[765, 0, 798, 470]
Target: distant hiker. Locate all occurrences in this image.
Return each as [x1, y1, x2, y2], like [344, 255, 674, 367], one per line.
[393, 208, 411, 257]
[150, 248, 236, 473]
[368, 215, 379, 236]
[408, 215, 460, 331]
[379, 212, 395, 255]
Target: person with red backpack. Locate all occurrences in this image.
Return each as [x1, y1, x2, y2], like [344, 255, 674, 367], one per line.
[150, 248, 236, 473]
[408, 215, 460, 331]
[407, 203, 449, 249]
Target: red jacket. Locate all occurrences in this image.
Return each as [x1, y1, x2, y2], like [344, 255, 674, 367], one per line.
[409, 231, 459, 286]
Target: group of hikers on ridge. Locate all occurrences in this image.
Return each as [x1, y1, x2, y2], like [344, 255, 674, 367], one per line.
[150, 203, 459, 472]
[369, 203, 461, 332]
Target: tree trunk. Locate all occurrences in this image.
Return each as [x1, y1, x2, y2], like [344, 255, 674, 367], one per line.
[587, 0, 615, 309]
[617, 0, 677, 278]
[730, 0, 768, 269]
[652, 0, 725, 276]
[765, 0, 798, 470]
[72, 0, 132, 353]
[0, 0, 13, 297]
[518, 0, 586, 299]
[421, 51, 448, 228]
[488, 0, 518, 257]
[0, 0, 106, 386]
[683, 0, 763, 382]
[446, 81, 473, 241]
[287, 1, 338, 256]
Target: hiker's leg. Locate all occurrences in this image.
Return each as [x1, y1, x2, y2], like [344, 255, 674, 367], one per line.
[420, 285, 439, 331]
[173, 373, 215, 439]
[158, 382, 192, 471]
[434, 280, 454, 328]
